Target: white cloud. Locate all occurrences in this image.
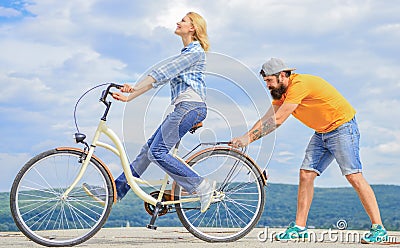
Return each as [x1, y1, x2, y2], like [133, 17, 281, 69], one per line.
[360, 124, 400, 155]
[372, 23, 400, 36]
[0, 6, 21, 17]
[0, 153, 31, 192]
[377, 142, 400, 154]
[274, 150, 296, 164]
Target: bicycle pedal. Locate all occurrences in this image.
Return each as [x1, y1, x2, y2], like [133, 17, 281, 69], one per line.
[147, 202, 161, 230]
[146, 224, 157, 230]
[212, 191, 225, 203]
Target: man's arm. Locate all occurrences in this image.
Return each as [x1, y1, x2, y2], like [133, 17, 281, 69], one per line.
[249, 102, 298, 141]
[248, 105, 279, 142]
[230, 102, 298, 147]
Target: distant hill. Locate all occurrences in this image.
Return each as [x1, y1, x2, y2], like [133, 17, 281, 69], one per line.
[1, 184, 399, 232]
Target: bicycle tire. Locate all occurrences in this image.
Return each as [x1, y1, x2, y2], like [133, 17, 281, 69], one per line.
[10, 148, 114, 247]
[174, 147, 265, 242]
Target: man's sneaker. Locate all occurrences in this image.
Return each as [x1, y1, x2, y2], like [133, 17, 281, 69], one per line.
[82, 183, 106, 206]
[361, 224, 388, 244]
[274, 222, 309, 241]
[196, 180, 216, 213]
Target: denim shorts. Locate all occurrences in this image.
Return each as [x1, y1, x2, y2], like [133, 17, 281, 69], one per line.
[300, 116, 362, 176]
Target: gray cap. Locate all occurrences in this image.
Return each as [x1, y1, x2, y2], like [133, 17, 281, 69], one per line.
[261, 58, 296, 76]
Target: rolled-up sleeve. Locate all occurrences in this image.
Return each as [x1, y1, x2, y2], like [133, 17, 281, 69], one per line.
[150, 51, 202, 88]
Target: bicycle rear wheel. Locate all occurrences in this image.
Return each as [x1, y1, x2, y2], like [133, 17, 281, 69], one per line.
[10, 148, 114, 247]
[174, 147, 265, 242]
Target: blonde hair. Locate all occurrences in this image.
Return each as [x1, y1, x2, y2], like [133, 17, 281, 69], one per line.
[187, 12, 210, 51]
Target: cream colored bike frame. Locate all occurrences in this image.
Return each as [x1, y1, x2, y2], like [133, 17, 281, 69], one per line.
[62, 120, 199, 206]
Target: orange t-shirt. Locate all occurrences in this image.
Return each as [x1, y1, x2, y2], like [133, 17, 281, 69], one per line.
[272, 74, 356, 133]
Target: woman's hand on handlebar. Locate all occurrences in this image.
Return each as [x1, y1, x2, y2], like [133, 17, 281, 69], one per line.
[112, 92, 129, 102]
[120, 84, 134, 93]
[112, 84, 134, 102]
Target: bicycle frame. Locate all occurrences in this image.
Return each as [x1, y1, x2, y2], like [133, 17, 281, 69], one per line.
[62, 119, 200, 206]
[11, 83, 269, 246]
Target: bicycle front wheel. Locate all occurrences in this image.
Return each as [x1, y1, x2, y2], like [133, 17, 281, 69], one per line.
[10, 148, 114, 247]
[175, 147, 266, 242]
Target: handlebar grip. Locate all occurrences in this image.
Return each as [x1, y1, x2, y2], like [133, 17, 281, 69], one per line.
[110, 83, 123, 89]
[100, 83, 123, 102]
[100, 83, 117, 102]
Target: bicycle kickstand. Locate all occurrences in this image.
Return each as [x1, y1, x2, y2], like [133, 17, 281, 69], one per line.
[146, 202, 162, 230]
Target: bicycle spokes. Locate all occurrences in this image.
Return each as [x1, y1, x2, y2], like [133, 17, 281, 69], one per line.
[175, 148, 265, 242]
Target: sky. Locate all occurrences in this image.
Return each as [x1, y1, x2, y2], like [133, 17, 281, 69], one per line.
[0, 0, 399, 192]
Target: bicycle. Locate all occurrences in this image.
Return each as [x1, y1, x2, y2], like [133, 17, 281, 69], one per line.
[10, 83, 268, 247]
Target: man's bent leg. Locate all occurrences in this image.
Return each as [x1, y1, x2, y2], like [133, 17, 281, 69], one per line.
[296, 169, 318, 227]
[346, 172, 383, 226]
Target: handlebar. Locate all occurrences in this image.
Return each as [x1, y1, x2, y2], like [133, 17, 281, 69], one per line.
[73, 82, 124, 142]
[100, 83, 123, 103]
[99, 83, 123, 121]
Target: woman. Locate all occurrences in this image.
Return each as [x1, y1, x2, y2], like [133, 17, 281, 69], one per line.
[88, 12, 214, 213]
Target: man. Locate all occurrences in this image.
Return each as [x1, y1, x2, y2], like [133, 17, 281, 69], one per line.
[230, 58, 388, 243]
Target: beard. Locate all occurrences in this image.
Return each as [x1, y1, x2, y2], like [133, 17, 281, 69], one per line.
[269, 83, 287, 100]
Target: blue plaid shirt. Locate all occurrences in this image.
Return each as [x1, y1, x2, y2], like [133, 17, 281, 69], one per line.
[149, 41, 206, 104]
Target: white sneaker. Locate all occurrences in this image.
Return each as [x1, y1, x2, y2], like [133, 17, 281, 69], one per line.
[196, 180, 216, 213]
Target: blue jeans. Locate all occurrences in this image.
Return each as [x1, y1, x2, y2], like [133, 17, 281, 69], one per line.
[115, 101, 207, 200]
[301, 116, 362, 176]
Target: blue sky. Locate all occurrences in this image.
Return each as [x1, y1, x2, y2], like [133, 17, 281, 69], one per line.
[1, 0, 399, 192]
